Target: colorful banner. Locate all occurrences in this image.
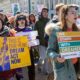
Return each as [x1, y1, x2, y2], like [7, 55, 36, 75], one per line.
[57, 32, 80, 59]
[0, 36, 31, 72]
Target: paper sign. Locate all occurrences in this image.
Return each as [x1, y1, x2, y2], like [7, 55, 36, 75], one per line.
[28, 39, 39, 47]
[0, 36, 31, 71]
[57, 32, 80, 59]
[16, 31, 39, 46]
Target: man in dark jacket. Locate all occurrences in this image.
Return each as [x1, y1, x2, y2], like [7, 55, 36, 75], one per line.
[35, 8, 49, 73]
[35, 8, 49, 47]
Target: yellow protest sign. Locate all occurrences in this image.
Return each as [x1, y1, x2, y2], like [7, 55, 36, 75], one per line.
[0, 36, 31, 71]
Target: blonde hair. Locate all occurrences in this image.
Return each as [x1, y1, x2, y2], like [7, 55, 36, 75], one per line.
[55, 3, 64, 12]
[59, 4, 78, 31]
[45, 22, 62, 36]
[45, 23, 56, 35]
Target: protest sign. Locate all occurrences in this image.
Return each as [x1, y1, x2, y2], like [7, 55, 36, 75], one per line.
[16, 31, 39, 47]
[57, 32, 80, 59]
[0, 36, 31, 71]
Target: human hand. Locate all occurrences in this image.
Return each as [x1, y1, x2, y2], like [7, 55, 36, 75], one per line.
[56, 57, 65, 63]
[9, 29, 17, 36]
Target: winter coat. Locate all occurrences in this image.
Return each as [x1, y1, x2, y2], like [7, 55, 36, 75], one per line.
[35, 17, 49, 46]
[46, 26, 77, 80]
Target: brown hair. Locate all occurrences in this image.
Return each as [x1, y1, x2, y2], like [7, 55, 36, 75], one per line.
[59, 4, 78, 31]
[42, 8, 48, 12]
[55, 3, 64, 12]
[15, 13, 27, 28]
[29, 14, 36, 23]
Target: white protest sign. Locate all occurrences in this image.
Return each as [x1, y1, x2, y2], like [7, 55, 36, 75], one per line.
[16, 31, 39, 46]
[28, 39, 39, 47]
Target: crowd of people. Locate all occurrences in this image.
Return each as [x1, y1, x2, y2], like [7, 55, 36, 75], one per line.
[0, 3, 80, 80]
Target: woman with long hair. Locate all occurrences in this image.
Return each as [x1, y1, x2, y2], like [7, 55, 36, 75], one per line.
[46, 4, 79, 80]
[29, 14, 36, 30]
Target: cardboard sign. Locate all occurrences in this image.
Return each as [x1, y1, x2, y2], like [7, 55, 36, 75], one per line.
[0, 36, 31, 71]
[57, 32, 80, 59]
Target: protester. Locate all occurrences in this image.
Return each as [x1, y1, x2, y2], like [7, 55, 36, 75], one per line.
[35, 8, 50, 74]
[28, 13, 40, 64]
[35, 8, 49, 47]
[45, 3, 64, 47]
[0, 18, 16, 80]
[15, 13, 35, 80]
[29, 13, 36, 30]
[46, 4, 79, 80]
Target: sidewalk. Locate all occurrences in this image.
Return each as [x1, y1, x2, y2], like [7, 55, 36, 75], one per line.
[16, 66, 47, 80]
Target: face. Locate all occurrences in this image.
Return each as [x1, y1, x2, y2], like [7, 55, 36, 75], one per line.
[29, 15, 35, 21]
[42, 10, 48, 18]
[18, 19, 26, 29]
[0, 20, 2, 30]
[66, 7, 78, 24]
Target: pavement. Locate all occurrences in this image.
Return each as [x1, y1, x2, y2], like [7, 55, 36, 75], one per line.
[13, 65, 48, 80]
[22, 65, 47, 80]
[35, 66, 47, 80]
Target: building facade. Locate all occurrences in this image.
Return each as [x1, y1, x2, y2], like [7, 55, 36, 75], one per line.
[0, 0, 29, 15]
[0, 0, 80, 17]
[37, 0, 80, 18]
[0, 0, 11, 13]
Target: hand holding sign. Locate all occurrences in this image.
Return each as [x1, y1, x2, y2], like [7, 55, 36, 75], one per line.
[56, 57, 65, 63]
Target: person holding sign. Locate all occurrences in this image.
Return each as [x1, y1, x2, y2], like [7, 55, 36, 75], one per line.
[46, 4, 79, 80]
[15, 13, 35, 80]
[0, 18, 16, 80]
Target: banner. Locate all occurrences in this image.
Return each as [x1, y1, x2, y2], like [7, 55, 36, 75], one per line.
[0, 36, 31, 72]
[57, 32, 80, 59]
[16, 31, 39, 47]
